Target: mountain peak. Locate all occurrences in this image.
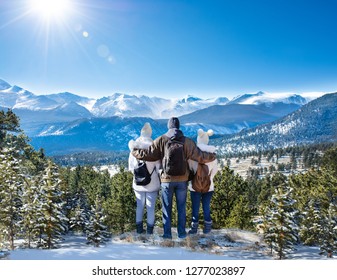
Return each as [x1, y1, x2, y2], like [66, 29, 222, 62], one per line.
[213, 97, 229, 104]
[10, 85, 24, 93]
[178, 95, 202, 104]
[229, 91, 307, 106]
[109, 93, 132, 99]
[54, 92, 79, 97]
[256, 91, 265, 96]
[0, 79, 11, 90]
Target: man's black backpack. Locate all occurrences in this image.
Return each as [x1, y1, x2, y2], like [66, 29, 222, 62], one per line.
[163, 137, 187, 176]
[134, 160, 155, 186]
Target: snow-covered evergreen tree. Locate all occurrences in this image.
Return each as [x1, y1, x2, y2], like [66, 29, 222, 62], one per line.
[0, 109, 20, 147]
[259, 205, 276, 254]
[0, 143, 23, 250]
[69, 183, 90, 233]
[69, 203, 90, 234]
[262, 182, 298, 259]
[86, 196, 110, 247]
[21, 175, 42, 248]
[38, 160, 68, 249]
[299, 200, 323, 246]
[319, 203, 337, 257]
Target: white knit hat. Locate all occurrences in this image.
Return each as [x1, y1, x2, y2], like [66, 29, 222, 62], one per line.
[128, 122, 153, 150]
[197, 129, 214, 145]
[140, 122, 152, 138]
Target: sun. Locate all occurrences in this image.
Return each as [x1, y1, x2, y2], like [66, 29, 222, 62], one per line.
[29, 0, 73, 21]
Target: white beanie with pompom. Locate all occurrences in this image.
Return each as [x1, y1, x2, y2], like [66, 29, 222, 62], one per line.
[197, 128, 214, 145]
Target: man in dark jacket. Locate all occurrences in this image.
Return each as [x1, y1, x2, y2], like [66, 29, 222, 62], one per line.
[131, 117, 216, 239]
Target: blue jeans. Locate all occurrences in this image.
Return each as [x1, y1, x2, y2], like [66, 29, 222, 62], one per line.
[161, 182, 188, 238]
[190, 191, 214, 223]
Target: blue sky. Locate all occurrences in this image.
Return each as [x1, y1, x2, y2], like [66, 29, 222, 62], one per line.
[1, 0, 337, 99]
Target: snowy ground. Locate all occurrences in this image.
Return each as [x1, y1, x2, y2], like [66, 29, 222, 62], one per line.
[2, 228, 334, 260]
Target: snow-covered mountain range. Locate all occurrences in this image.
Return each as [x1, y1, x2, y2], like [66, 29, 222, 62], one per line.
[0, 78, 311, 121]
[214, 92, 337, 154]
[227, 91, 308, 105]
[1, 78, 330, 155]
[1, 79, 231, 120]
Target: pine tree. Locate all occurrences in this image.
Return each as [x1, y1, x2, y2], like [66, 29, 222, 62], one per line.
[299, 200, 322, 246]
[319, 203, 337, 258]
[77, 166, 102, 206]
[0, 109, 21, 146]
[262, 183, 298, 259]
[226, 195, 253, 230]
[38, 160, 68, 249]
[69, 186, 90, 234]
[21, 175, 41, 248]
[103, 166, 135, 233]
[259, 205, 275, 254]
[86, 196, 110, 247]
[59, 166, 88, 233]
[321, 147, 337, 177]
[0, 143, 23, 250]
[257, 173, 288, 208]
[290, 168, 337, 215]
[70, 205, 89, 234]
[212, 166, 247, 229]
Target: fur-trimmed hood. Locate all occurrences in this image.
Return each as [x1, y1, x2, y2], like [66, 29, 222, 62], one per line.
[128, 137, 153, 151]
[197, 143, 216, 153]
[165, 128, 184, 141]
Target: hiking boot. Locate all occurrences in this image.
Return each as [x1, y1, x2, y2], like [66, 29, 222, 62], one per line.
[203, 221, 212, 234]
[147, 223, 154, 235]
[136, 222, 144, 234]
[188, 222, 199, 234]
[162, 234, 172, 239]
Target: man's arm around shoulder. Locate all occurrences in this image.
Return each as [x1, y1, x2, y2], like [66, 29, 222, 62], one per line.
[131, 136, 163, 161]
[185, 137, 216, 163]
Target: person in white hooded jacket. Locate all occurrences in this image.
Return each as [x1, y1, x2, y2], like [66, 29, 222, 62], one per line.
[188, 129, 218, 234]
[128, 123, 161, 234]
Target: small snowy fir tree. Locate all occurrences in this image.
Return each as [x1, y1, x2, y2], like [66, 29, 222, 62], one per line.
[299, 200, 323, 246]
[259, 205, 276, 254]
[21, 175, 43, 248]
[319, 203, 337, 258]
[69, 187, 90, 234]
[86, 196, 110, 247]
[0, 143, 23, 250]
[262, 182, 299, 259]
[38, 160, 68, 249]
[70, 204, 90, 234]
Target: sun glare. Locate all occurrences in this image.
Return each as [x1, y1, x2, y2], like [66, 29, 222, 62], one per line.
[29, 0, 73, 20]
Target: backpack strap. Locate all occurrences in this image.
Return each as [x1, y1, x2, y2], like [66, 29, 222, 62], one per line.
[149, 166, 156, 176]
[138, 159, 156, 176]
[170, 135, 185, 144]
